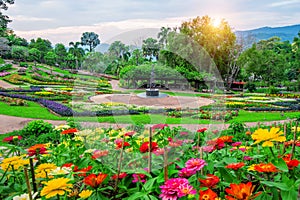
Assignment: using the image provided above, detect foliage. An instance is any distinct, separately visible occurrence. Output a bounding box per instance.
[22,120,53,137]
[244,82,256,92]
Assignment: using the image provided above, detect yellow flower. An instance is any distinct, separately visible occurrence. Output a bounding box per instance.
[40,178,72,199]
[0,156,29,171]
[79,190,93,199]
[291,126,300,132]
[35,163,57,178]
[251,127,286,147]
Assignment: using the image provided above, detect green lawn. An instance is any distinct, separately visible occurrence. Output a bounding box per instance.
[0,101,66,120]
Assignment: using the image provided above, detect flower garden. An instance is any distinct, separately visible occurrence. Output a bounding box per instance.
[1,120,300,200]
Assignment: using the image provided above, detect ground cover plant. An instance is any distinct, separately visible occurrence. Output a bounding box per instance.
[0,120,299,199]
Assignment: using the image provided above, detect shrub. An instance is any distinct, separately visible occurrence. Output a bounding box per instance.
[245,82,256,92]
[22,120,53,137]
[0,64,12,72]
[19,62,29,67]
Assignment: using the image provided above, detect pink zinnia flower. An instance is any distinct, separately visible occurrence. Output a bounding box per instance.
[232,142,242,147]
[202,145,215,153]
[132,174,146,183]
[244,156,253,161]
[178,167,195,177]
[185,158,207,173]
[92,150,109,159]
[153,148,165,156]
[159,178,195,200]
[152,124,168,130]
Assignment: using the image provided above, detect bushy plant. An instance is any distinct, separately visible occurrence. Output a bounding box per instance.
[245,82,256,92]
[22,120,53,137]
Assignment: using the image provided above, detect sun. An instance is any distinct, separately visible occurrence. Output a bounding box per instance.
[212,18,222,27]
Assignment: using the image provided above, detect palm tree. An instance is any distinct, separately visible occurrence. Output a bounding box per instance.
[157,27,171,48]
[68,41,85,69]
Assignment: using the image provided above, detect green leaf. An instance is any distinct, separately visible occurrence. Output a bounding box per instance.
[280,190,298,200]
[217,167,234,183]
[143,177,157,191]
[127,192,148,200]
[255,192,273,200]
[273,158,288,172]
[260,181,289,191]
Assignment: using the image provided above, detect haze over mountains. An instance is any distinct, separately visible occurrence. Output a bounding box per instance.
[96,24,300,53]
[236,24,300,43]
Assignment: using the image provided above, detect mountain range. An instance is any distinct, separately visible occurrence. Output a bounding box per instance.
[236,24,300,43]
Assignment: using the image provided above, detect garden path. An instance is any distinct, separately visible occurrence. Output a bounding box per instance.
[0,114,291,134]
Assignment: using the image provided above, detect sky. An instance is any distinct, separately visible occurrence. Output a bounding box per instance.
[5,0,300,46]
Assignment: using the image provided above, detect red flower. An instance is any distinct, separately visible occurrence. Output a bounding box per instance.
[152,124,168,130]
[111,172,127,180]
[62,163,73,168]
[139,142,159,153]
[199,188,218,200]
[225,182,261,200]
[116,141,130,149]
[124,131,135,137]
[61,128,78,135]
[197,128,207,133]
[74,166,92,177]
[226,162,245,170]
[27,144,47,157]
[83,173,108,188]
[198,174,220,188]
[3,135,22,143]
[282,154,300,170]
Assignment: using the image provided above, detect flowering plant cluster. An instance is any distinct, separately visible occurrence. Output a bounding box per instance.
[0,122,299,199]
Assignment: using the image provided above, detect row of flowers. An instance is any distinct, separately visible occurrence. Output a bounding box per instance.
[1,122,300,199]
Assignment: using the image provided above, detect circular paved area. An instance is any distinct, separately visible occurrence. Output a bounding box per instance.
[90,93,214,109]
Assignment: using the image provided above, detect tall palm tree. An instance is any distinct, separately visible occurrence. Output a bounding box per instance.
[68,41,85,69]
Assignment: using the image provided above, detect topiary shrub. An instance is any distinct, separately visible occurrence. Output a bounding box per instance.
[22,120,53,137]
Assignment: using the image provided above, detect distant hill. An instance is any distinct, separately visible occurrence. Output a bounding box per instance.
[236,24,300,43]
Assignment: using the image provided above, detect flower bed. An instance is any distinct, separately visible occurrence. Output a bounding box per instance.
[0,122,299,199]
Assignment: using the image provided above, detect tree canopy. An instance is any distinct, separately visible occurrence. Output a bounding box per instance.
[81,32,100,52]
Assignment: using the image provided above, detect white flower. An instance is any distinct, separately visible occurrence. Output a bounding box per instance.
[54,124,70,131]
[75,129,93,137]
[49,167,72,175]
[13,192,38,200]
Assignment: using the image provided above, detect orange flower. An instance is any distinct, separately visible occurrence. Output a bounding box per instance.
[218,136,233,143]
[61,128,78,135]
[226,162,245,170]
[27,144,47,156]
[83,173,107,188]
[198,174,220,188]
[74,166,92,177]
[225,182,261,200]
[199,188,218,200]
[253,163,278,173]
[245,131,251,135]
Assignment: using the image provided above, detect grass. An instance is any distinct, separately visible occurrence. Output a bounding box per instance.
[0,101,66,120]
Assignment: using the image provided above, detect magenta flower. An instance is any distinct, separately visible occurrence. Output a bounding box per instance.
[178,167,195,177]
[159,178,195,200]
[232,142,242,147]
[132,174,146,183]
[244,156,253,161]
[152,124,168,130]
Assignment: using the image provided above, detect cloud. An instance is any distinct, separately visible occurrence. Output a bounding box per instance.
[269,0,300,7]
[11,15,53,22]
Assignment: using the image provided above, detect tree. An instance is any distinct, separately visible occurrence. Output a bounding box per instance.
[142,38,160,61]
[108,41,131,75]
[157,26,171,48]
[0,0,14,36]
[81,32,100,52]
[0,37,10,57]
[68,41,85,69]
[44,51,57,66]
[180,15,236,78]
[28,48,41,66]
[29,38,52,62]
[11,45,28,61]
[82,52,106,73]
[54,43,67,67]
